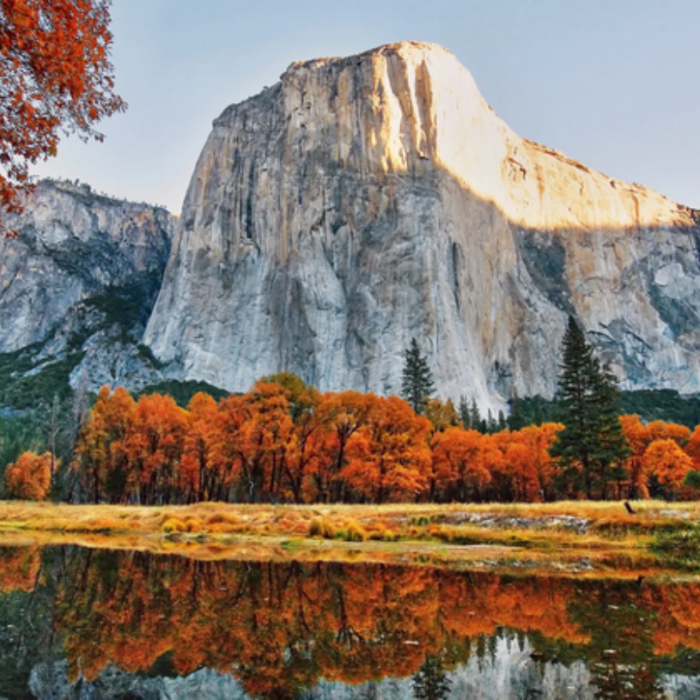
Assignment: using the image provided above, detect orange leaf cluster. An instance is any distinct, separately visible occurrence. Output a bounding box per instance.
[0,546,40,592]
[620,415,699,499]
[4,450,52,500]
[67,378,700,505]
[0,0,125,230]
[70,379,564,505]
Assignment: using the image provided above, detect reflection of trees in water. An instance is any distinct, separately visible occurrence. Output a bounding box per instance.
[4,547,700,698]
[591,655,665,700]
[413,655,451,700]
[48,552,695,697]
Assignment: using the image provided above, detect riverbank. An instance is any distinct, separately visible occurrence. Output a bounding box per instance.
[0,500,697,572]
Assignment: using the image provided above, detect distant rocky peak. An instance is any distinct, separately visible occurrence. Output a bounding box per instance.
[0,179,176,404]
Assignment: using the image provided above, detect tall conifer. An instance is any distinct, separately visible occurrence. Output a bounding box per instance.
[401,338,435,415]
[551,316,629,498]
[458,395,471,429]
[469,399,482,433]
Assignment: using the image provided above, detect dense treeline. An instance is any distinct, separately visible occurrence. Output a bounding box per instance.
[511,389,700,430]
[0,373,685,505]
[68,375,565,505]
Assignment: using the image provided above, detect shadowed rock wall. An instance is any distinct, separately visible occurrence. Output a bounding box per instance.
[0,179,175,393]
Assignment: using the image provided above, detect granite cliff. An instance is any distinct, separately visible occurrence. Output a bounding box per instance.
[0,179,174,402]
[3,42,700,410]
[144,41,700,409]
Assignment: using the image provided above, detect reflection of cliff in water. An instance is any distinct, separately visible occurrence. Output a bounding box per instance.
[28,641,697,700]
[1,546,700,698]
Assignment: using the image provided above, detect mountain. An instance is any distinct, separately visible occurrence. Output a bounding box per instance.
[0,179,174,405]
[143,41,700,410]
[3,42,700,410]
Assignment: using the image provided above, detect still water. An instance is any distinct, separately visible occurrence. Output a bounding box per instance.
[1,545,699,699]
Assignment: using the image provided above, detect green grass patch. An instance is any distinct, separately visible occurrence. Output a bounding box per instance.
[652,524,700,568]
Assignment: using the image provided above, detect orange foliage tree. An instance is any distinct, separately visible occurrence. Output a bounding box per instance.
[0,0,125,227]
[644,439,694,496]
[122,393,188,504]
[304,390,373,502]
[240,382,295,502]
[620,415,652,498]
[4,450,52,499]
[620,416,695,499]
[66,379,700,505]
[179,392,219,502]
[71,386,135,502]
[264,373,327,503]
[518,423,563,500]
[687,424,700,467]
[430,428,491,501]
[341,395,432,503]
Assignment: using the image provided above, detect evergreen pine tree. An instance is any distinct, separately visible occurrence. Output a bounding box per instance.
[507,390,526,430]
[469,399,482,433]
[413,655,451,700]
[401,338,435,414]
[497,409,507,432]
[486,409,497,434]
[458,395,470,429]
[550,316,630,498]
[594,359,630,497]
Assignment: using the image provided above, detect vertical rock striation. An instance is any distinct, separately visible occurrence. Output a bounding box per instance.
[138,41,700,407]
[0,179,175,394]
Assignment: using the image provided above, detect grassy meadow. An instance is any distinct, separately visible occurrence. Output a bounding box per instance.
[0,500,698,574]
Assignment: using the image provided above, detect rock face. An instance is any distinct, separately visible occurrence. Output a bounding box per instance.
[144,40,700,408]
[0,179,174,395]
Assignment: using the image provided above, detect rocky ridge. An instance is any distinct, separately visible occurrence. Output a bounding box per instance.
[143,41,700,410]
[0,179,174,401]
[2,42,700,410]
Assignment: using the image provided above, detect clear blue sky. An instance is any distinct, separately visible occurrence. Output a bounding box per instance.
[33,0,700,212]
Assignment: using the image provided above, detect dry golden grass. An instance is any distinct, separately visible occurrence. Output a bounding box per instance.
[0,499,696,560]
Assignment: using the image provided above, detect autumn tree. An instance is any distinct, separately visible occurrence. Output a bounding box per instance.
[4,450,52,499]
[123,393,188,504]
[234,382,294,502]
[306,390,373,502]
[430,428,491,502]
[71,385,135,503]
[341,395,431,503]
[261,373,326,503]
[520,423,563,501]
[179,392,219,502]
[619,415,652,498]
[401,338,435,414]
[0,0,125,229]
[644,439,693,498]
[686,424,700,467]
[424,397,459,434]
[207,393,250,501]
